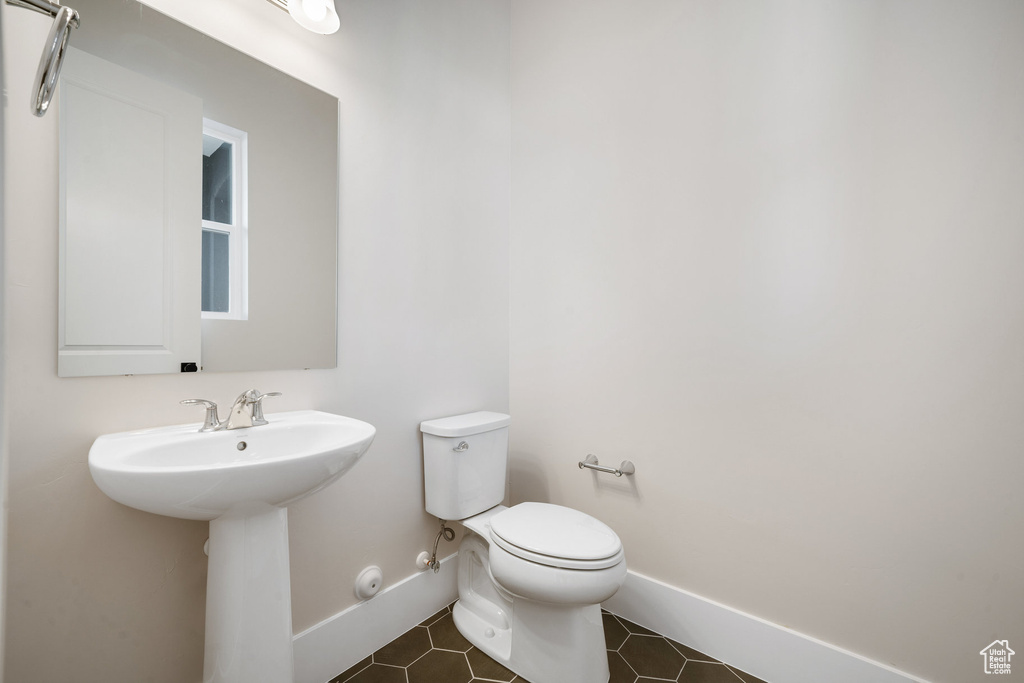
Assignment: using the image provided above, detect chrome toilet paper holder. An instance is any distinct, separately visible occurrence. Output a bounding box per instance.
[578,454,635,477]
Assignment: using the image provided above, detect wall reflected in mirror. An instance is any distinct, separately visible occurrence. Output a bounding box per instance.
[58,0,338,377]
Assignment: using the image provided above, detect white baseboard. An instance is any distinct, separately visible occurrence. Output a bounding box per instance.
[292,553,459,683]
[293,560,930,683]
[603,570,931,683]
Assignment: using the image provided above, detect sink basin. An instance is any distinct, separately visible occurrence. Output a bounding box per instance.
[89,409,375,520]
[89,409,375,683]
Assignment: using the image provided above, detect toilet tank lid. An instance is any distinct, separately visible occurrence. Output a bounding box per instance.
[420,411,511,437]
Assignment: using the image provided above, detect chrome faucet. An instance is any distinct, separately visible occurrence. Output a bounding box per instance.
[181,390,281,432]
[224,389,282,430]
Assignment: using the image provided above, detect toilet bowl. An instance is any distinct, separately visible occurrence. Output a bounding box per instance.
[420,412,626,683]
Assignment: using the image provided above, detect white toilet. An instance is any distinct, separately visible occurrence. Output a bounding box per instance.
[420,411,626,683]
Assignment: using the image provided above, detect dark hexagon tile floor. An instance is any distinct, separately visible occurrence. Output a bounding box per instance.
[329,604,767,683]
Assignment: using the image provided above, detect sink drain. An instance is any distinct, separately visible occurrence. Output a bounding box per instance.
[236,441,247,451]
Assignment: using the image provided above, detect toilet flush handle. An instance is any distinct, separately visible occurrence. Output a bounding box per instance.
[453,441,469,452]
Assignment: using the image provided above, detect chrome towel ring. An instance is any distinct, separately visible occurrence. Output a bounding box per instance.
[6,0,81,117]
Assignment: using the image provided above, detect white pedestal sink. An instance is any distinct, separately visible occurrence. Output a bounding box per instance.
[89,410,375,683]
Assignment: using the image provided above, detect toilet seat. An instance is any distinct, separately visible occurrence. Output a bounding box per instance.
[489,502,623,570]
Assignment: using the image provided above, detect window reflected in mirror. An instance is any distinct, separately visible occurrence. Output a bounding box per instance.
[201,228,230,313]
[203,136,233,223]
[202,119,248,320]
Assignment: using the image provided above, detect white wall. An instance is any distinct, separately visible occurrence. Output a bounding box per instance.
[1,0,509,680]
[509,2,1024,683]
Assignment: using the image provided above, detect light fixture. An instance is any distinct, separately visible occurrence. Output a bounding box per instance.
[266,0,339,35]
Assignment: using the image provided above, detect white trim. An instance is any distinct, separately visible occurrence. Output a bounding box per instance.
[291,560,932,683]
[292,553,459,683]
[602,571,932,683]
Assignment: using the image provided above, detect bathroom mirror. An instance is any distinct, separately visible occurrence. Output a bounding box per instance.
[57,0,338,376]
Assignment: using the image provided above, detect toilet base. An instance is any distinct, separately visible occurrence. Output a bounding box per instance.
[452,531,611,683]
[454,598,609,683]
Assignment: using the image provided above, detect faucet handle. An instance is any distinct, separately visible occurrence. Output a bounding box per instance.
[251,391,282,426]
[180,399,221,432]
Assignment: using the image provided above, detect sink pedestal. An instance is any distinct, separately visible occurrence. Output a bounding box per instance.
[204,503,294,683]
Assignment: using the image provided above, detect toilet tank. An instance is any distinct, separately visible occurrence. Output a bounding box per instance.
[420,411,511,520]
